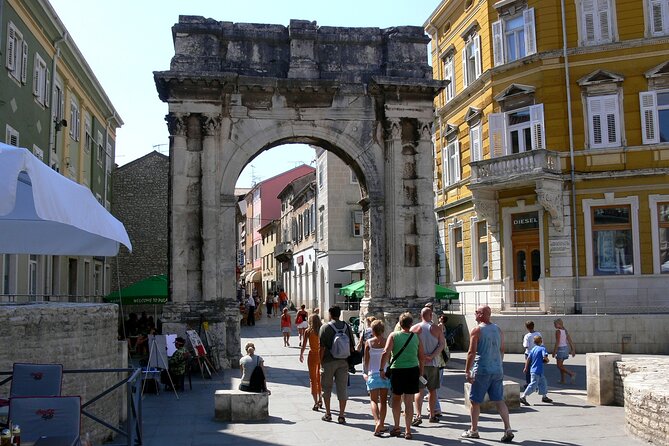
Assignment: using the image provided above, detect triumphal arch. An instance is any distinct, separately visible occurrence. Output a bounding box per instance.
[154,17,442,367]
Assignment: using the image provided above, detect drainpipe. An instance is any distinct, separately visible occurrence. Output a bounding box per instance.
[48,31,68,166]
[102,112,117,297]
[561,0,581,313]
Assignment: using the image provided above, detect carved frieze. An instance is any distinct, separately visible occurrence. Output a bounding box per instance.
[165,113,188,137]
[536,180,564,231]
[472,197,498,232]
[200,114,222,136]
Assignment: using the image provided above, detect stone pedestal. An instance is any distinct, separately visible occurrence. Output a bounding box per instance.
[586,352,621,405]
[215,378,269,421]
[464,380,520,411]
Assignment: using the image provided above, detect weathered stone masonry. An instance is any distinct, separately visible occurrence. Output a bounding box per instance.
[154,17,443,367]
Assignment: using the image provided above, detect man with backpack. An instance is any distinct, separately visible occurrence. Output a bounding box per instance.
[318,305,355,424]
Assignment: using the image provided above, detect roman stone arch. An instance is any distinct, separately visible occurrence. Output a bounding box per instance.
[155,17,442,367]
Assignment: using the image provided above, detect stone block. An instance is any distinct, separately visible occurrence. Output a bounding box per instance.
[214,378,269,421]
[587,352,621,405]
[464,380,519,412]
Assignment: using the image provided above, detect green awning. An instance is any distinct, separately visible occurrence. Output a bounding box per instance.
[435,283,459,300]
[338,279,459,301]
[104,274,168,305]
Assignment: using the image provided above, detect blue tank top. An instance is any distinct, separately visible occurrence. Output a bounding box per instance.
[472,323,503,375]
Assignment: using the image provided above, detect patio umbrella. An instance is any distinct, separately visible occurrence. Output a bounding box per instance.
[104,275,168,305]
[435,283,459,300]
[0,144,132,255]
[339,279,459,300]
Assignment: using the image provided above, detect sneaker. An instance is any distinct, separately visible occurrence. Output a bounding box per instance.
[541,396,553,403]
[461,430,480,439]
[519,396,530,406]
[501,430,515,443]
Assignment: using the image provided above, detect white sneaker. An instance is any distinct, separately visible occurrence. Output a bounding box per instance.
[461,430,480,439]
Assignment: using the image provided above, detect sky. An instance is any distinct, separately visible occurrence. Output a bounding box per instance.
[47,0,438,188]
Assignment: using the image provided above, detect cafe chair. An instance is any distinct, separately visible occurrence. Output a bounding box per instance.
[8,396,81,445]
[0,363,64,426]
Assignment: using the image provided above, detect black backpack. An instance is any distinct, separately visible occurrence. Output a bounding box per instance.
[248,356,267,392]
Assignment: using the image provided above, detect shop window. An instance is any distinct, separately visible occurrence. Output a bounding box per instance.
[591,205,634,275]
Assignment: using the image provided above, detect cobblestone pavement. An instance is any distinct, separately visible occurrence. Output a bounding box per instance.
[140,313,645,446]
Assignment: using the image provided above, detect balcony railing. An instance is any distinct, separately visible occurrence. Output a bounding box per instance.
[470,149,561,187]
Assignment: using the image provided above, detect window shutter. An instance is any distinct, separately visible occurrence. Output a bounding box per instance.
[588,97,603,146]
[488,113,506,157]
[6,26,15,70]
[21,42,28,84]
[470,126,481,162]
[45,68,50,107]
[530,104,545,150]
[524,8,537,56]
[597,0,611,42]
[639,91,659,144]
[492,20,505,67]
[649,0,667,35]
[474,35,482,78]
[582,0,596,42]
[462,47,469,87]
[33,54,40,96]
[603,95,619,145]
[451,140,461,182]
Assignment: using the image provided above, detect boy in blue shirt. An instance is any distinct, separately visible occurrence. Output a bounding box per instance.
[519,335,553,405]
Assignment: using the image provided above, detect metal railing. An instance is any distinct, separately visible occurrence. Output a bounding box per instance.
[441,287,669,316]
[1,367,143,446]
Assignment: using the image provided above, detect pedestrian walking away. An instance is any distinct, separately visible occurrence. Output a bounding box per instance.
[246,293,256,326]
[363,319,391,437]
[522,320,541,388]
[318,305,355,425]
[520,335,553,406]
[280,308,292,347]
[295,304,309,343]
[462,305,514,443]
[552,318,576,384]
[300,313,323,411]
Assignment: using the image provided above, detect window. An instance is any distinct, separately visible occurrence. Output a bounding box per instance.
[29,255,38,296]
[648,0,669,36]
[5,125,19,147]
[489,104,544,157]
[587,95,620,148]
[94,263,102,296]
[591,206,634,275]
[350,168,358,184]
[3,255,12,295]
[69,98,81,141]
[578,0,615,45]
[318,164,324,188]
[53,83,64,124]
[640,90,669,144]
[442,55,455,102]
[492,9,537,66]
[33,145,44,161]
[469,124,482,162]
[5,23,28,84]
[84,114,92,153]
[352,211,363,237]
[96,131,104,166]
[650,195,669,273]
[443,138,460,186]
[462,34,482,88]
[32,53,50,106]
[450,225,464,282]
[472,220,489,280]
[319,211,324,241]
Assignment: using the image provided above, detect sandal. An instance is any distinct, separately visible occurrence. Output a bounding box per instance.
[312,404,319,411]
[373,431,383,437]
[389,427,402,437]
[337,415,346,424]
[321,414,332,422]
[404,432,413,440]
[411,416,422,427]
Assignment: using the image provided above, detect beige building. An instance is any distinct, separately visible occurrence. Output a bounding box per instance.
[259,219,279,308]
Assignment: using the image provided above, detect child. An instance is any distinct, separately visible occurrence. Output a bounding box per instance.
[522,321,541,388]
[519,335,553,406]
[552,318,576,384]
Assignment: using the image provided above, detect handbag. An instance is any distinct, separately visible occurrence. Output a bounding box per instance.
[348,349,363,366]
[437,345,450,369]
[385,332,415,379]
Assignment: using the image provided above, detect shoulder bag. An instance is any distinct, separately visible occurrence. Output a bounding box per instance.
[385,332,414,379]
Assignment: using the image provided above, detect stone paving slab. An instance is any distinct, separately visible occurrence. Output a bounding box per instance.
[140,314,646,445]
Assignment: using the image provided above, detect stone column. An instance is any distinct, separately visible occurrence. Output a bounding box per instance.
[415,119,437,299]
[166,113,189,301]
[383,118,404,310]
[201,114,222,301]
[360,194,385,317]
[587,352,621,405]
[220,193,242,368]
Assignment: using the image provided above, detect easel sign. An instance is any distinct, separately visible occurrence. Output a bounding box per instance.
[186,329,206,357]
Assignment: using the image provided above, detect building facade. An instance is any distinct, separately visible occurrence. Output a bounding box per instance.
[1,0,122,302]
[258,218,279,307]
[425,0,669,313]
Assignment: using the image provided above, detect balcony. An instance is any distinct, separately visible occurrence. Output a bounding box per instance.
[469,149,561,190]
[274,242,293,263]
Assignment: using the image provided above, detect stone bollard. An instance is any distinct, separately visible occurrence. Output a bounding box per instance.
[586,352,621,405]
[464,380,520,411]
[214,378,269,421]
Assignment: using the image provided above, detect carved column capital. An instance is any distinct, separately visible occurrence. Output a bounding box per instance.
[536,179,564,232]
[419,120,433,141]
[472,195,499,232]
[387,118,401,140]
[165,113,188,137]
[200,114,222,137]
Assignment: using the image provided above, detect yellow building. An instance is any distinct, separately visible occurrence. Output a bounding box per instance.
[425,0,669,313]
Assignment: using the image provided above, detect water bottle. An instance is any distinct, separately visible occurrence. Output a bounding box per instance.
[10,425,19,446]
[0,429,11,446]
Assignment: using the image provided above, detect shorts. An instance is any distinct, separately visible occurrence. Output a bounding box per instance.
[366,372,391,391]
[419,366,441,390]
[556,346,570,360]
[468,372,504,404]
[390,366,420,395]
[321,359,349,401]
[281,327,291,333]
[297,321,308,329]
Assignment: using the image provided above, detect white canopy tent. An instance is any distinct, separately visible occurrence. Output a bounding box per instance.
[0,144,132,255]
[337,261,365,272]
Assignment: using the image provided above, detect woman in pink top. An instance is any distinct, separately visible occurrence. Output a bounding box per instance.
[551,318,576,384]
[281,308,292,347]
